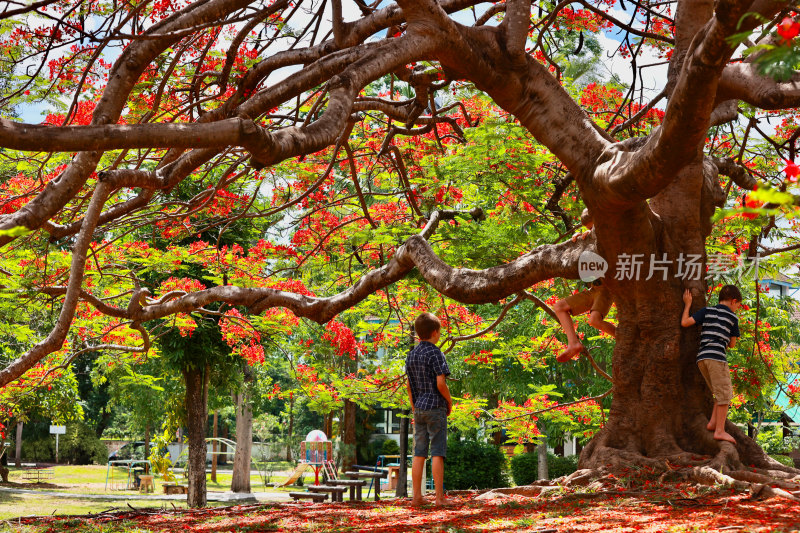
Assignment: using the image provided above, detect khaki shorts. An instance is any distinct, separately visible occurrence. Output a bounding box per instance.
[413,407,447,458]
[697,360,733,405]
[564,286,613,317]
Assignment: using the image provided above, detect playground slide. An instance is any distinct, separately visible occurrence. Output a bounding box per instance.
[278,462,310,486]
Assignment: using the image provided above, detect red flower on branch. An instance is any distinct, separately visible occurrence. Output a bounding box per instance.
[777,17,800,43]
[784,159,799,182]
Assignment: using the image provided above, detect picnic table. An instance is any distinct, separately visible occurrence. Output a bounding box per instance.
[21,465,55,483]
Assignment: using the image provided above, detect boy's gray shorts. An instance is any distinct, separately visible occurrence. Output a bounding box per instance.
[413,407,448,458]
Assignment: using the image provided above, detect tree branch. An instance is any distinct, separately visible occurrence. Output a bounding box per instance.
[597,1,784,205]
[716,64,800,110]
[711,156,758,190]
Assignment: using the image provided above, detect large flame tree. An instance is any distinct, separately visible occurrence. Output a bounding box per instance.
[1,0,800,507]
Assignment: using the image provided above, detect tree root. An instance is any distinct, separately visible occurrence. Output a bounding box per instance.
[478,450,800,505]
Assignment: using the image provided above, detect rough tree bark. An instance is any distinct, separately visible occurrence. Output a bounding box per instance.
[286,395,294,463]
[396,410,410,498]
[15,422,22,468]
[231,390,253,493]
[537,424,548,480]
[211,411,218,484]
[144,423,150,471]
[183,365,209,508]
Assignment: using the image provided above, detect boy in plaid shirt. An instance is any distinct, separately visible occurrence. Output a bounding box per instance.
[406,312,452,507]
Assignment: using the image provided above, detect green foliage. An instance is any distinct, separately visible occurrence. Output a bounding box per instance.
[58,422,109,464]
[510,452,579,485]
[21,422,106,464]
[382,438,400,456]
[21,437,55,463]
[756,427,799,455]
[149,429,177,483]
[443,439,507,490]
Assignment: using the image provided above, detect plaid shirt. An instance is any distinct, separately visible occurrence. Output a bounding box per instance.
[406,341,450,411]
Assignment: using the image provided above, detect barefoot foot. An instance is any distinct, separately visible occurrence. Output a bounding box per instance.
[410,498,425,507]
[706,422,716,431]
[557,343,583,363]
[714,431,736,444]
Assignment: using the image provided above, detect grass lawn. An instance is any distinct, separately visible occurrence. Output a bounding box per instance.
[1,465,290,495]
[0,490,221,521]
[0,462,403,524]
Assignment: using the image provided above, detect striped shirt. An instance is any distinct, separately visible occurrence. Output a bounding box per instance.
[691,304,740,363]
[406,341,450,411]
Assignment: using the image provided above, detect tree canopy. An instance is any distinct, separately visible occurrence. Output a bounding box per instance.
[1,0,800,492]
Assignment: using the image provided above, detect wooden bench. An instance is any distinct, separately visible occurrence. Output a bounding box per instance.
[289,491,327,502]
[344,470,388,502]
[162,483,188,495]
[307,484,349,502]
[327,479,367,501]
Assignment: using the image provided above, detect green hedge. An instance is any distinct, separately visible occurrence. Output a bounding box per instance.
[444,439,507,490]
[510,452,579,485]
[21,422,107,465]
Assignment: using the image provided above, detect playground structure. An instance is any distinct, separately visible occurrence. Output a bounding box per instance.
[279,430,337,486]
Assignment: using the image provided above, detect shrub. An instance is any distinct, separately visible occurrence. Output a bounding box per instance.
[21,422,107,464]
[510,452,579,485]
[59,423,108,464]
[382,439,400,456]
[360,437,389,465]
[444,439,507,490]
[21,438,55,463]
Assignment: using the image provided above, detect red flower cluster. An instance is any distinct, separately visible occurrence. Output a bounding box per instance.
[220,309,265,366]
[322,321,361,359]
[741,194,763,220]
[777,17,800,43]
[464,349,493,365]
[784,160,799,182]
[788,379,799,397]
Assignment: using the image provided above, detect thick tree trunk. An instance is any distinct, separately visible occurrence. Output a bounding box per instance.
[183,365,209,508]
[231,391,252,493]
[488,393,503,445]
[323,413,333,439]
[395,410,409,498]
[342,400,357,470]
[0,448,8,482]
[537,424,548,480]
[219,425,227,465]
[578,158,775,473]
[211,410,218,483]
[286,395,294,462]
[144,423,150,472]
[15,421,22,467]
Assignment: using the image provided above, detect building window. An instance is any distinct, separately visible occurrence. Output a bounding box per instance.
[389,410,401,434]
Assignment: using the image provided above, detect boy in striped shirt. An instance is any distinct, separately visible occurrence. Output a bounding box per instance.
[681,285,742,444]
